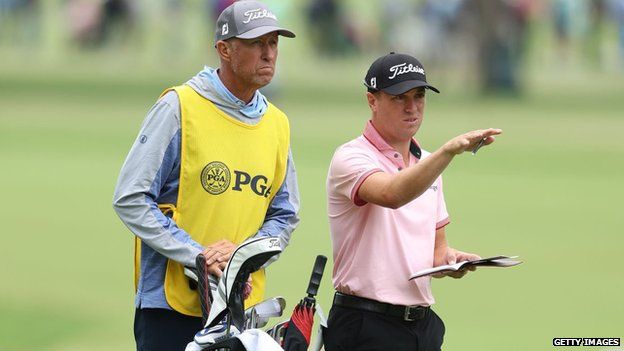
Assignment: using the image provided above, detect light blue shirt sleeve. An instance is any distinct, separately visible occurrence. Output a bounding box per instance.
[113,91,203,267]
[255,148,300,249]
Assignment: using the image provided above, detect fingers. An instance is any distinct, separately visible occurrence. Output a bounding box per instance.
[217,251,232,264]
[432,269,468,279]
[470,128,501,144]
[432,272,446,279]
[242,280,253,299]
[479,128,503,138]
[206,262,223,277]
[213,240,236,257]
[470,128,501,141]
[468,253,482,261]
[455,251,481,262]
[448,269,469,279]
[435,248,480,279]
[446,248,458,265]
[444,128,501,155]
[202,239,237,265]
[201,247,223,266]
[202,239,238,279]
[472,129,502,152]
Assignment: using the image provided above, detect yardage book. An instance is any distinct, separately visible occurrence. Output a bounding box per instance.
[409,256,522,280]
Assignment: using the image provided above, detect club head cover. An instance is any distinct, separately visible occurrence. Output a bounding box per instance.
[203,237,282,332]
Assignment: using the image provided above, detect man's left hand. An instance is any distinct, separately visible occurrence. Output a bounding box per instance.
[433,248,481,279]
[202,239,237,276]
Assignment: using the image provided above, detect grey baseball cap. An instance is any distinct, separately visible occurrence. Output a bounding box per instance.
[214,1,296,44]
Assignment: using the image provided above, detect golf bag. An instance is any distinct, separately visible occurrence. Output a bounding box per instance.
[184,237,327,351]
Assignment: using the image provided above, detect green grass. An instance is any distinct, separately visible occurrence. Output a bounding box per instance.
[1,51,624,350]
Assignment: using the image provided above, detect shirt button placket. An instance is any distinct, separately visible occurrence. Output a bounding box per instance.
[393,153,403,171]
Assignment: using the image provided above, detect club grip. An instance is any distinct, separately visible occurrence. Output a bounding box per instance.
[306,255,327,297]
[195,253,211,325]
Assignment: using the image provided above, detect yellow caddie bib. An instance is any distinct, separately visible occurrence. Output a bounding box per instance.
[135,84,290,317]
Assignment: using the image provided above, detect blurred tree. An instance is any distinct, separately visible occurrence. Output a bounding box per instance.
[551,0,591,63]
[0,0,41,49]
[65,0,136,48]
[551,0,573,59]
[417,0,464,72]
[465,0,532,95]
[100,0,135,45]
[378,0,421,54]
[608,0,624,66]
[65,0,101,47]
[305,0,356,56]
[582,0,608,68]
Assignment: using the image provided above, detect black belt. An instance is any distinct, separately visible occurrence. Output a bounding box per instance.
[333,292,430,322]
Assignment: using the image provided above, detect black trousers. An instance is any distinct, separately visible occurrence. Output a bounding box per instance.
[323,305,445,351]
[134,308,203,351]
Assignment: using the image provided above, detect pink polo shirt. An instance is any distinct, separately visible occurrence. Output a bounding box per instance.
[326,121,450,306]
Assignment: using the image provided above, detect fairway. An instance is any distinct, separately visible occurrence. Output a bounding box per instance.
[1,51,624,350]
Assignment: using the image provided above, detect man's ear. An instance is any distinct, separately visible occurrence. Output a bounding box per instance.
[366,92,378,113]
[216,40,232,62]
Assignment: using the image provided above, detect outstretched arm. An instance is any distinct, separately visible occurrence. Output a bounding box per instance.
[358,128,502,209]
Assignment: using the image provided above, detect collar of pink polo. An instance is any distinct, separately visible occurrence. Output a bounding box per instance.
[362,120,422,169]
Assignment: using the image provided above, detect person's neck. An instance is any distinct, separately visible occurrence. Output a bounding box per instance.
[372,122,411,163]
[217,68,257,104]
[389,140,411,165]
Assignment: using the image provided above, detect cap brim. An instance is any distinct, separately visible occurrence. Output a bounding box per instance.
[382,80,440,95]
[236,26,296,39]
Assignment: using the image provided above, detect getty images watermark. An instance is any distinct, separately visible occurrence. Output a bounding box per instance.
[553,338,621,347]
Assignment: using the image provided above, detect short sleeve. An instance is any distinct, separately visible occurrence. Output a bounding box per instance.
[327,142,382,206]
[436,176,450,229]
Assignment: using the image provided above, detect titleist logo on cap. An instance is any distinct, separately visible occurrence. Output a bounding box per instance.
[388,63,425,80]
[243,8,277,23]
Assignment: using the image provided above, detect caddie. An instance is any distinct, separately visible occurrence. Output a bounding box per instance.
[112,2,299,350]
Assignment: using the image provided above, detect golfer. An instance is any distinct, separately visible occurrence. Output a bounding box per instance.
[112,1,299,350]
[324,52,502,350]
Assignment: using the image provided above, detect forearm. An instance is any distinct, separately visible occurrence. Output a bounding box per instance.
[433,227,450,267]
[386,147,455,207]
[362,128,502,208]
[112,91,203,267]
[114,192,203,267]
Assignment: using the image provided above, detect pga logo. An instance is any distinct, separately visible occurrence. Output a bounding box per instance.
[200,161,272,197]
[232,170,272,197]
